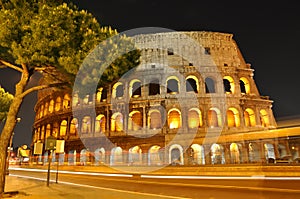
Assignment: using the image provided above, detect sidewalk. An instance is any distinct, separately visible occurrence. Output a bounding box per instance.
[3,175,113,199]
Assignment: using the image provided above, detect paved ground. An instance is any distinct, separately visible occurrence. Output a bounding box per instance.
[3,175,105,199]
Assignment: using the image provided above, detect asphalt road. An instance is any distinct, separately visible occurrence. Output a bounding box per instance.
[9,168,300,199]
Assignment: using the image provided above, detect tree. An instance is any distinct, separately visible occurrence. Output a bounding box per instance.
[0,0,140,194]
[0,87,13,122]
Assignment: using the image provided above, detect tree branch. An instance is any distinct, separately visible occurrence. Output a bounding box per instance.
[19,82,69,98]
[0,60,23,73]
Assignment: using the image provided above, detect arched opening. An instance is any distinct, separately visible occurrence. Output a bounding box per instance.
[94,148,105,165]
[260,109,270,127]
[129,80,142,98]
[44,102,48,116]
[49,99,54,113]
[80,149,89,165]
[205,77,215,93]
[39,105,44,118]
[149,78,160,95]
[264,143,276,163]
[211,144,225,164]
[70,118,78,136]
[188,108,203,128]
[63,94,71,109]
[230,143,241,164]
[55,97,62,111]
[68,150,76,165]
[227,108,240,127]
[112,82,124,98]
[148,110,162,129]
[111,112,123,132]
[186,76,198,93]
[72,94,79,107]
[148,145,162,165]
[168,109,181,129]
[81,116,91,134]
[244,108,256,127]
[46,124,51,138]
[208,108,222,127]
[240,77,250,94]
[110,147,123,165]
[278,144,288,158]
[95,114,106,133]
[223,76,235,94]
[169,144,184,165]
[167,77,179,94]
[59,120,67,137]
[191,144,205,165]
[248,143,261,163]
[128,146,142,165]
[128,111,142,131]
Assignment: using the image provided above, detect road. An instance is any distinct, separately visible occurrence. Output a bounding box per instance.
[9,168,300,199]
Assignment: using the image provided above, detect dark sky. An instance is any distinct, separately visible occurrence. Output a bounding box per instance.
[1,0,300,148]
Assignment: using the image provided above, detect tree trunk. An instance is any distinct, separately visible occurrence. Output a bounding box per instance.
[0,69,29,195]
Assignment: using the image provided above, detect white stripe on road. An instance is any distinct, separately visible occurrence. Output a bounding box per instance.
[10,167,300,180]
[10,174,191,199]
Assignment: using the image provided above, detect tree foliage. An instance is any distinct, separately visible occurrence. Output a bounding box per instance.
[0,87,13,122]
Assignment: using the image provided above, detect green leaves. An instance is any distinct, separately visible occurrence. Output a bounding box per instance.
[0,86,13,122]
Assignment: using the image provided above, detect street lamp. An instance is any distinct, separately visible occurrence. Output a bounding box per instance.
[6,117,21,175]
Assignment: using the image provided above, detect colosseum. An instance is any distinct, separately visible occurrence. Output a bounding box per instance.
[31,31,299,167]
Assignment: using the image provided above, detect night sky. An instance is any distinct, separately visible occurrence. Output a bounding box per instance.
[1,0,300,148]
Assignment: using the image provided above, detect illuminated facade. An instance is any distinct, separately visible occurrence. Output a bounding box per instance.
[31,31,299,166]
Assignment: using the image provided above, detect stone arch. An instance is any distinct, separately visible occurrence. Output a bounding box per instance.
[148,145,162,165]
[81,116,91,134]
[95,114,106,133]
[264,143,276,163]
[260,109,270,127]
[112,82,124,98]
[248,142,261,163]
[191,144,205,165]
[211,144,225,164]
[44,102,48,116]
[94,147,105,165]
[55,96,62,112]
[70,118,78,136]
[63,94,71,109]
[166,76,180,94]
[188,108,203,128]
[244,108,256,127]
[227,107,240,127]
[186,75,199,93]
[110,147,123,165]
[59,120,67,137]
[80,149,89,165]
[129,79,142,98]
[169,144,184,165]
[111,112,124,132]
[168,108,181,129]
[208,108,222,127]
[68,150,77,165]
[49,99,54,113]
[240,77,250,94]
[128,111,142,131]
[223,76,235,94]
[128,146,142,165]
[148,109,162,129]
[39,104,44,118]
[230,143,241,164]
